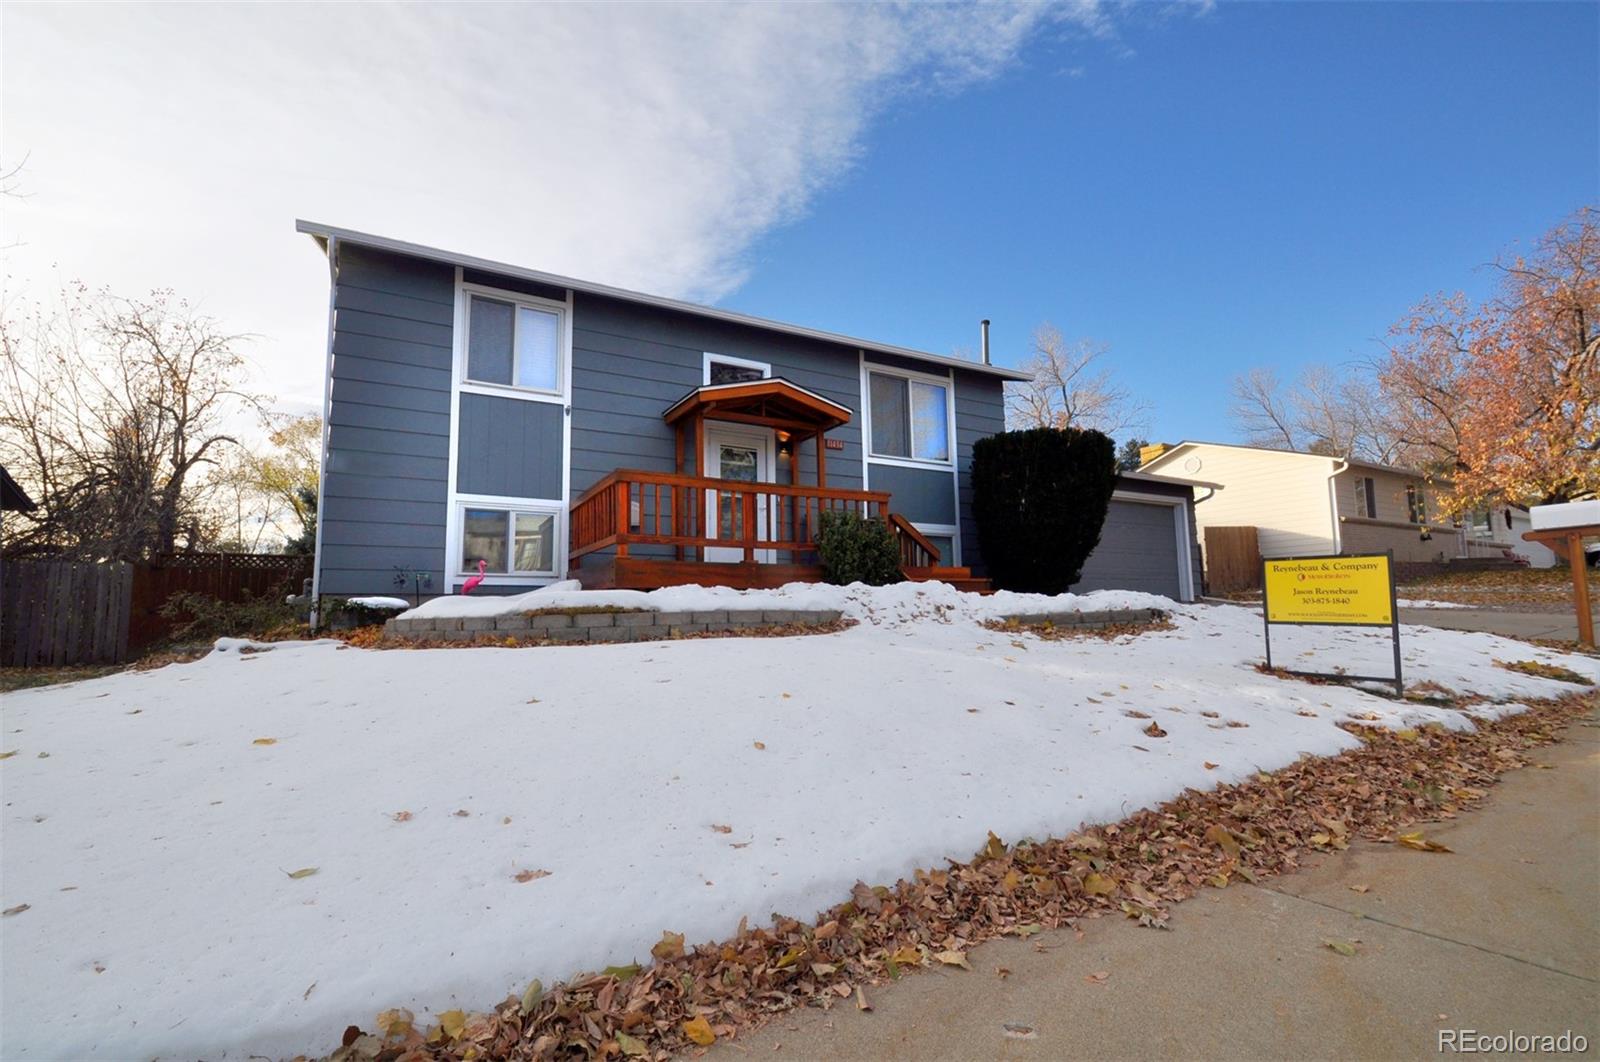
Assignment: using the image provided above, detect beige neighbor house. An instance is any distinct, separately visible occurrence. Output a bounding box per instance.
[1138,441,1521,570]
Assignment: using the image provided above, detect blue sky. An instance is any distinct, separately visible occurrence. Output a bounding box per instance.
[728,2,1600,445]
[6,2,1596,437]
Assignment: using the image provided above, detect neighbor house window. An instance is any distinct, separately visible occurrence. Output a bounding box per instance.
[705,354,770,385]
[1353,476,1376,518]
[466,294,562,394]
[868,371,949,462]
[460,507,557,576]
[1405,485,1426,525]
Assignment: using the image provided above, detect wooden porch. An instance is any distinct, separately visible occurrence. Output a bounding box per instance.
[567,376,989,591]
[568,469,988,591]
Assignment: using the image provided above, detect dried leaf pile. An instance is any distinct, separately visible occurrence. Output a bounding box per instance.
[980,616,1176,642]
[337,620,854,653]
[319,692,1595,1062]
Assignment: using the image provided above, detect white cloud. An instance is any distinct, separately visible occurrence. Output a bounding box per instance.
[2,2,1101,407]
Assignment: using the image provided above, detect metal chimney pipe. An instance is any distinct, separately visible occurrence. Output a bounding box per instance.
[980,319,991,365]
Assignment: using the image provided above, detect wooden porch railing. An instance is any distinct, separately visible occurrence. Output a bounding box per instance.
[887,512,940,571]
[569,470,892,564]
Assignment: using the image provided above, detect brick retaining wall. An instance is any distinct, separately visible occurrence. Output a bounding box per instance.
[997,607,1166,629]
[384,608,846,645]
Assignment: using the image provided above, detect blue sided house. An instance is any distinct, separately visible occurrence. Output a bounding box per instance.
[296,221,1034,602]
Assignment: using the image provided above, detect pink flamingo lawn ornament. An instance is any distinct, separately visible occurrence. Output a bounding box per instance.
[461,558,487,595]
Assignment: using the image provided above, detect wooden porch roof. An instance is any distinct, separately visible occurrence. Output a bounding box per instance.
[662,378,853,434]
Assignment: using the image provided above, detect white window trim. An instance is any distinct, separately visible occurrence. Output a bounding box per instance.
[1111,489,1197,603]
[860,363,956,469]
[449,494,566,585]
[459,281,570,403]
[446,271,575,589]
[702,351,771,384]
[859,354,963,566]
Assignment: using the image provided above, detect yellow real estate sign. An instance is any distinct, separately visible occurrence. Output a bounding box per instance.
[1263,554,1395,626]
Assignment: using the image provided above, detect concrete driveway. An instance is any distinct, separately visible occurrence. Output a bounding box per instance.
[719,715,1600,1061]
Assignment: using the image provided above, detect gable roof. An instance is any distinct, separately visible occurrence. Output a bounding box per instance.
[1143,440,1436,481]
[296,220,1031,383]
[0,465,37,512]
[662,377,853,433]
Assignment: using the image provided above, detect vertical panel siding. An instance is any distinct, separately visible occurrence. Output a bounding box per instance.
[319,244,454,597]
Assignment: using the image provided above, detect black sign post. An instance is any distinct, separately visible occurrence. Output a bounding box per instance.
[1261,549,1403,696]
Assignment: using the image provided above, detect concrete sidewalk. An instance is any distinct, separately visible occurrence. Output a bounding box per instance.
[724,716,1599,1061]
[1399,607,1588,643]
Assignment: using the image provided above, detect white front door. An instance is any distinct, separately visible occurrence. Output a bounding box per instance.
[703,424,774,563]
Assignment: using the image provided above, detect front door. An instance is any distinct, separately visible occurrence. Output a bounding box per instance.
[703,424,773,563]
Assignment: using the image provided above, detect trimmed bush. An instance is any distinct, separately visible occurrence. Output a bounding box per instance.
[816,510,904,586]
[970,426,1117,594]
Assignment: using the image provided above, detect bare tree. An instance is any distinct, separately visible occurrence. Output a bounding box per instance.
[0,283,260,559]
[1228,367,1299,450]
[1006,324,1149,436]
[1229,363,1405,463]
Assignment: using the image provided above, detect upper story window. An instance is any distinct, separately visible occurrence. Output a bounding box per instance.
[705,353,770,385]
[466,293,562,395]
[1353,476,1376,518]
[868,370,949,463]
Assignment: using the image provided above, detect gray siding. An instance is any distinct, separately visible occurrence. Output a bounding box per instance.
[569,293,865,495]
[867,463,956,525]
[320,244,454,597]
[456,393,563,499]
[1072,499,1183,599]
[953,370,1005,576]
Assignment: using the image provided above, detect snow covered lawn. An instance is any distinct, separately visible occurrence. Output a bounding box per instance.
[2,583,1595,1060]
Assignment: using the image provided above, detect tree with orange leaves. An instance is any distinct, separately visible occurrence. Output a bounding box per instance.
[1380,207,1598,515]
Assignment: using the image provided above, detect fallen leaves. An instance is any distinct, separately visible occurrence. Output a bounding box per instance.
[1082,872,1117,896]
[1396,830,1453,853]
[1321,938,1359,957]
[3,904,30,916]
[682,1015,715,1046]
[437,1009,467,1040]
[392,811,413,823]
[285,867,319,880]
[251,737,277,746]
[1142,721,1168,738]
[1203,761,1220,770]
[319,691,1596,1062]
[513,869,551,883]
[710,824,732,834]
[752,741,766,751]
[651,931,685,961]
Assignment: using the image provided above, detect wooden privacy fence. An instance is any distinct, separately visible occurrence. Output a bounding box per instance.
[128,553,312,651]
[1204,525,1262,594]
[2,559,133,665]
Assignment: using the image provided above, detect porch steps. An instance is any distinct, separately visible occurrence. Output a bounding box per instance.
[903,565,993,594]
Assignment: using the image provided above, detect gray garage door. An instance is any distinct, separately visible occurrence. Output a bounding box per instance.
[1070,499,1183,600]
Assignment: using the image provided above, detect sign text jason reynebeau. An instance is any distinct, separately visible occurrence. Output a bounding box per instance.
[1264,555,1394,626]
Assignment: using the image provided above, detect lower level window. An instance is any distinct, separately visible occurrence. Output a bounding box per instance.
[461,507,556,575]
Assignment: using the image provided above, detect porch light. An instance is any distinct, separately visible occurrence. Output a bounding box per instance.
[776,433,793,458]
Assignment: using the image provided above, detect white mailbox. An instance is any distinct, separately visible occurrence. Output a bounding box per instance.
[1529,500,1600,530]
